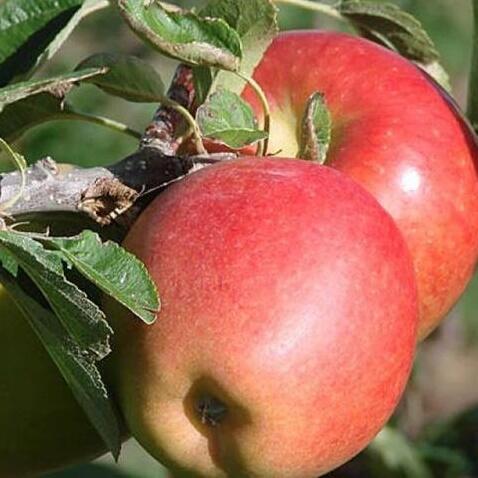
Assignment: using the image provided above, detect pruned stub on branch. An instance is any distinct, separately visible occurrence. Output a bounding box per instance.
[79,177,139,226]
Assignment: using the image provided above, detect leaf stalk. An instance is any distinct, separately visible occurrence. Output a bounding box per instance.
[161,98,207,155]
[236,72,271,156]
[274,0,343,20]
[59,110,142,139]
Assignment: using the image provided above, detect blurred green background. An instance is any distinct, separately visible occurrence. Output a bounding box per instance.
[11,0,477,477]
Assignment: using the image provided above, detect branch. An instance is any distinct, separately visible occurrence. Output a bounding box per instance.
[140,64,196,155]
[0,151,235,227]
[0,64,226,227]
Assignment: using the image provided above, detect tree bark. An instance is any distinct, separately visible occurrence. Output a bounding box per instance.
[0,150,234,226]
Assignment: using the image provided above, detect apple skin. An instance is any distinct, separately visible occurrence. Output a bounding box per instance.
[235,31,478,339]
[0,284,107,477]
[108,157,418,478]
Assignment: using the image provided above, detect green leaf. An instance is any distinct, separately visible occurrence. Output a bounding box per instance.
[0,231,112,361]
[192,65,215,108]
[298,92,332,164]
[0,268,122,459]
[196,89,267,148]
[0,247,18,277]
[77,53,165,103]
[0,0,82,86]
[198,0,278,97]
[369,427,433,478]
[0,68,106,110]
[0,68,106,142]
[33,0,110,76]
[118,0,242,71]
[46,230,159,325]
[337,0,450,88]
[0,93,73,143]
[338,0,439,63]
[0,228,161,458]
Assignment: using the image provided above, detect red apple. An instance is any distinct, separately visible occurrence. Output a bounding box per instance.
[237,31,478,339]
[108,157,418,478]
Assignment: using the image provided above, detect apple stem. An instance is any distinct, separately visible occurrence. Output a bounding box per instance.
[236,72,271,156]
[467,0,478,130]
[274,0,343,20]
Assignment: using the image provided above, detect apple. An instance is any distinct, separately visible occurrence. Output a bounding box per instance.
[0,284,107,477]
[234,31,478,339]
[107,157,418,478]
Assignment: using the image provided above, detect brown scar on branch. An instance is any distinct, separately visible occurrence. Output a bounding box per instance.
[79,177,139,226]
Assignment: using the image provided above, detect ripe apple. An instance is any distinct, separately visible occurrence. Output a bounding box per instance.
[235,31,478,339]
[107,157,418,478]
[0,284,107,477]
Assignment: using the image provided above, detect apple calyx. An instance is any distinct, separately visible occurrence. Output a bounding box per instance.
[195,395,228,427]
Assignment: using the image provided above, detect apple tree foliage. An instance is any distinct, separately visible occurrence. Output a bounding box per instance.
[0,0,477,475]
